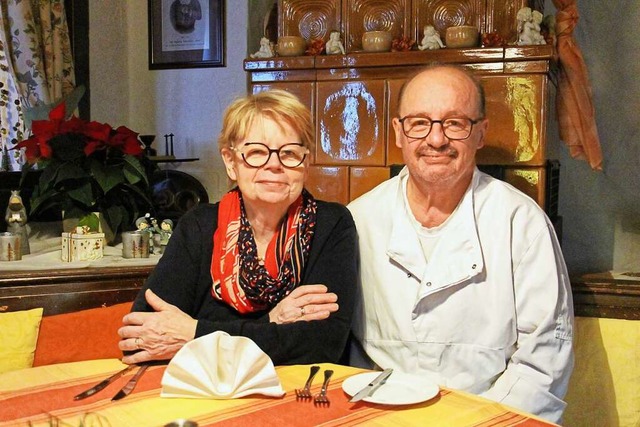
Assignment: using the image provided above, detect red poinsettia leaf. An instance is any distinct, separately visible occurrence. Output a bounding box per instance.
[13,137,41,163]
[39,139,53,159]
[31,118,59,139]
[84,140,103,156]
[83,121,112,142]
[61,116,85,134]
[49,103,66,121]
[110,126,143,155]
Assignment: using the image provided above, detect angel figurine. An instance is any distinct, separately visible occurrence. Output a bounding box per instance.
[517,7,546,45]
[250,37,274,58]
[325,31,345,55]
[418,25,444,50]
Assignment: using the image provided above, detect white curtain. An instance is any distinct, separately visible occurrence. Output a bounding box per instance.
[0,0,75,171]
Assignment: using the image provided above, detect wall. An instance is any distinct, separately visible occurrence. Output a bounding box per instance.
[545,1,640,275]
[88,1,640,277]
[89,0,249,202]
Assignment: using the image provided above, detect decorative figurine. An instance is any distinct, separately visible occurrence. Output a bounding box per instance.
[325,30,345,55]
[160,219,173,247]
[250,37,274,58]
[418,25,444,50]
[516,7,546,46]
[4,190,30,255]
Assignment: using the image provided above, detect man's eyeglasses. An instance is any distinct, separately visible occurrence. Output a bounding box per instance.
[398,116,483,141]
[231,142,309,168]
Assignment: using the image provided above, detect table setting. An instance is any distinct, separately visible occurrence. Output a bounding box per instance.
[0,332,557,426]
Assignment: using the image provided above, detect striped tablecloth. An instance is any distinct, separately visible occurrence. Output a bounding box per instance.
[0,359,556,427]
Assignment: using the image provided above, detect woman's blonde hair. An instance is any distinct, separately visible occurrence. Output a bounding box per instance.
[218,89,314,151]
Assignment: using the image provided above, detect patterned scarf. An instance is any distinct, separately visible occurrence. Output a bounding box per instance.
[210,188,317,313]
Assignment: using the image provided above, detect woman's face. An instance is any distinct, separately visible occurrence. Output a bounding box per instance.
[221,114,308,213]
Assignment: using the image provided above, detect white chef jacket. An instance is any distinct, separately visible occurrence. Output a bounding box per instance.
[347,167,574,423]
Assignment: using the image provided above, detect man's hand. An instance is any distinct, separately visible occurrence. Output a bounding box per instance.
[118,289,197,364]
[268,284,338,324]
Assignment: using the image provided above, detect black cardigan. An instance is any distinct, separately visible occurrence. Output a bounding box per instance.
[132,200,358,365]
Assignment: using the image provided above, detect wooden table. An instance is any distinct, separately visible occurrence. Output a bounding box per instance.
[0,360,556,427]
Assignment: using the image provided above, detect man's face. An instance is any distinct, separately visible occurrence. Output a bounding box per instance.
[393,67,487,190]
[175,5,196,29]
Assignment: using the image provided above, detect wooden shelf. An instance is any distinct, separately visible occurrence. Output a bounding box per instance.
[0,265,154,315]
[571,272,640,320]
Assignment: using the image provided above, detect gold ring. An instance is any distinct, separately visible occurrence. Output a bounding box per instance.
[300,307,305,316]
[135,337,142,350]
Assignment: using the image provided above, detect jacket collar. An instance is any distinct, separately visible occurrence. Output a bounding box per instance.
[386,167,484,286]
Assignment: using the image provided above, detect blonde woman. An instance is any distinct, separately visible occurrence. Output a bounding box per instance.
[119,90,357,365]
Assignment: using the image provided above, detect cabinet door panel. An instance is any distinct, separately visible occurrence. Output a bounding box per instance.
[412,0,484,43]
[386,78,406,166]
[350,166,390,201]
[479,74,546,166]
[316,79,386,166]
[306,165,349,204]
[343,0,410,52]
[279,0,342,41]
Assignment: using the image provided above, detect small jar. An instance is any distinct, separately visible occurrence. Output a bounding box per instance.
[276,36,306,56]
[445,25,479,48]
[362,31,393,52]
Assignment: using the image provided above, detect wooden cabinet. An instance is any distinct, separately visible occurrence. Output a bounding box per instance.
[278,0,544,52]
[244,45,556,207]
[0,266,152,315]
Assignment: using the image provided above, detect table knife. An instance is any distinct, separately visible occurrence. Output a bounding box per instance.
[349,368,393,402]
[73,365,135,400]
[111,365,149,401]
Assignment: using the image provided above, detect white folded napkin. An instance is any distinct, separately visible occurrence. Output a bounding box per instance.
[161,331,285,399]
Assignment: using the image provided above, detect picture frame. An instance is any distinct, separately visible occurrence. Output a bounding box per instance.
[148,0,225,69]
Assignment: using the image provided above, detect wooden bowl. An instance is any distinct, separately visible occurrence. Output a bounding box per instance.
[445,26,479,48]
[277,36,306,56]
[362,31,393,52]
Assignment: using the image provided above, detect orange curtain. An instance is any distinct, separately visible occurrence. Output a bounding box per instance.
[552,0,603,170]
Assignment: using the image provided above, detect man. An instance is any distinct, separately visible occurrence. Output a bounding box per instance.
[348,64,574,423]
[170,0,202,34]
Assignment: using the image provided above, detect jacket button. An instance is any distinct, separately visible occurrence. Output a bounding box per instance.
[471,264,477,269]
[425,282,432,287]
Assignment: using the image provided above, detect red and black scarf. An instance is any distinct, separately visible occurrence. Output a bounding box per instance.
[210,188,317,313]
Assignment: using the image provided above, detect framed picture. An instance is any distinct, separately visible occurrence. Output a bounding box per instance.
[148,0,225,69]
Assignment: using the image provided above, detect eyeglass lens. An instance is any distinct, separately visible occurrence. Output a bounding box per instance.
[238,142,308,168]
[401,117,474,140]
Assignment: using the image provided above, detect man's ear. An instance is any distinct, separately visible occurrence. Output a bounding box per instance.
[220,148,237,181]
[475,118,488,149]
[392,117,404,149]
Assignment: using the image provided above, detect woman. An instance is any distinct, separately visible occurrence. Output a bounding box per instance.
[118,90,357,366]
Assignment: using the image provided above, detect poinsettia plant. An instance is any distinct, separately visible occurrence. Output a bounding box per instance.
[15,103,156,235]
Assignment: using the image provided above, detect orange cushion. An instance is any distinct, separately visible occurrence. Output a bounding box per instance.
[33,302,132,366]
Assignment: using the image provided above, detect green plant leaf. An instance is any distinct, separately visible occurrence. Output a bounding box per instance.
[56,163,89,183]
[123,155,147,185]
[30,187,62,214]
[91,160,124,194]
[77,213,100,232]
[67,181,94,206]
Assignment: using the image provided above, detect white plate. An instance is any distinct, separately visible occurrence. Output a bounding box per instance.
[342,372,439,405]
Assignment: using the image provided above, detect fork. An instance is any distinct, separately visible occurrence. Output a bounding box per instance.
[314,369,334,406]
[295,365,320,400]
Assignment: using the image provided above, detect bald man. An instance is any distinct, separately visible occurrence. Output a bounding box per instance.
[348,64,574,423]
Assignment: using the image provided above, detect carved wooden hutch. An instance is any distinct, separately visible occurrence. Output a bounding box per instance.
[245,1,555,209]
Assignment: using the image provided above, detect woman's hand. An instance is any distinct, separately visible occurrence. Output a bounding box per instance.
[118,289,197,364]
[269,284,338,324]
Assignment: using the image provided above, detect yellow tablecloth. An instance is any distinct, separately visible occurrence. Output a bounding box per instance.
[0,359,555,427]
